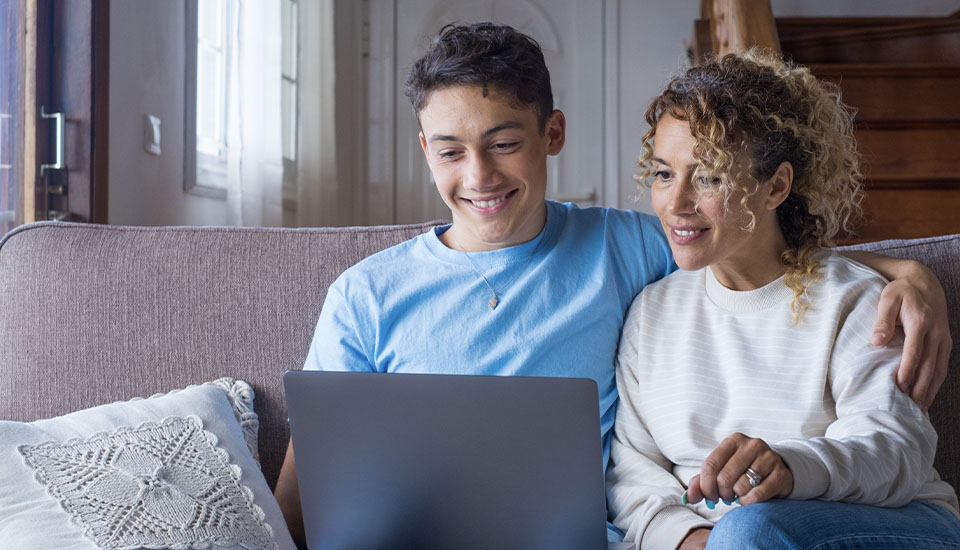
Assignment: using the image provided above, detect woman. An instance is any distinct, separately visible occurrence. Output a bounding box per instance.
[606,50,960,550]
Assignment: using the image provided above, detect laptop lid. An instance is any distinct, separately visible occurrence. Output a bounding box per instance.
[283,371,608,550]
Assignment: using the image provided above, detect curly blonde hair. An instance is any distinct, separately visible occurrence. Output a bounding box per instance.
[636,49,864,321]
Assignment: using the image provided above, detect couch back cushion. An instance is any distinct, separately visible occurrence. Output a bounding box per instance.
[0,221,439,489]
[1,223,957,493]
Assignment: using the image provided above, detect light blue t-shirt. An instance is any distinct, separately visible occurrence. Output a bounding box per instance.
[304,201,674,468]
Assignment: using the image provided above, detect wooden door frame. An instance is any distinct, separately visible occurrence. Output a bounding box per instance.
[23,0,39,223]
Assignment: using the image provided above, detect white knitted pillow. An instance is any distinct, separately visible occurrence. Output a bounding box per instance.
[0,379,295,550]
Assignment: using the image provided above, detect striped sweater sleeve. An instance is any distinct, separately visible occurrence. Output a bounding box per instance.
[606,297,713,550]
[770,275,937,505]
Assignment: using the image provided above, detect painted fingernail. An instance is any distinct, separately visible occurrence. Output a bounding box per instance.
[681,491,689,505]
[722,498,733,505]
[735,496,740,505]
[705,499,716,510]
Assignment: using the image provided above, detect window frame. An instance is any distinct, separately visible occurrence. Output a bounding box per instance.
[184,0,230,199]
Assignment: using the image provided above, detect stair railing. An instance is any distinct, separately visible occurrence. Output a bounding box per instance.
[700,0,781,56]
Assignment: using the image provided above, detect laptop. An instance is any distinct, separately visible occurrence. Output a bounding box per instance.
[283,370,610,550]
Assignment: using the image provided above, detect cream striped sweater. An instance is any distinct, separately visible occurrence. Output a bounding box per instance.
[606,252,959,550]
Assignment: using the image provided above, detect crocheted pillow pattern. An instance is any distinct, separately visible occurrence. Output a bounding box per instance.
[0,379,296,550]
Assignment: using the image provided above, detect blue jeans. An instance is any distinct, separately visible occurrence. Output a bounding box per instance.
[705,500,960,550]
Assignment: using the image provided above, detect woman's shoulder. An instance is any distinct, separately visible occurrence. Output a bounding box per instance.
[631,268,703,307]
[815,251,889,302]
[821,251,888,285]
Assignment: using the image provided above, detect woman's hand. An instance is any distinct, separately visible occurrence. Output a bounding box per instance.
[678,528,711,550]
[685,432,792,506]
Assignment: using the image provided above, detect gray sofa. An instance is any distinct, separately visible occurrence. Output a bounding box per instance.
[1,221,957,499]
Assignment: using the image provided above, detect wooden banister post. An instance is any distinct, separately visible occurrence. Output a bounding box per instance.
[708,0,781,55]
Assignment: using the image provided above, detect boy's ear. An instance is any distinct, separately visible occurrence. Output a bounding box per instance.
[419,131,430,160]
[546,110,566,155]
[765,161,793,210]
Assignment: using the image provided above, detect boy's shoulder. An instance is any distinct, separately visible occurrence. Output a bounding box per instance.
[550,202,666,253]
[552,201,660,227]
[333,227,438,287]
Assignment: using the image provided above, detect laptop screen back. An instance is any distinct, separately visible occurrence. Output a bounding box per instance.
[283,371,608,550]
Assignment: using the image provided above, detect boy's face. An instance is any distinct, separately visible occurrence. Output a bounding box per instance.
[418,85,564,252]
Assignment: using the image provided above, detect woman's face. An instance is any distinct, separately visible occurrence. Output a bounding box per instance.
[650,115,787,290]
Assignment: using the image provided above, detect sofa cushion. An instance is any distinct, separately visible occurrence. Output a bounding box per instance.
[0,222,955,496]
[0,379,296,550]
[0,221,441,489]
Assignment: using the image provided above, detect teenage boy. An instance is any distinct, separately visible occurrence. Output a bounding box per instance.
[275,22,951,544]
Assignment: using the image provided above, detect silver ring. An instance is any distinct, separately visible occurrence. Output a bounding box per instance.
[745,467,763,487]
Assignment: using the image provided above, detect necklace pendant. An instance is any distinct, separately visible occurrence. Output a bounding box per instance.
[488,295,499,310]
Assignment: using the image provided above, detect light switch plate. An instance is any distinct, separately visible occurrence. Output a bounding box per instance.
[144,114,161,156]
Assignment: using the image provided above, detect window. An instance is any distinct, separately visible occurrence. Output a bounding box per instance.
[196,0,230,184]
[185,0,297,202]
[280,0,299,215]
[281,0,298,163]
[0,113,14,232]
[184,0,233,198]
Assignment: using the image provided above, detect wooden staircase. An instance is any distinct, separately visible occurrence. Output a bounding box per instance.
[694,1,960,242]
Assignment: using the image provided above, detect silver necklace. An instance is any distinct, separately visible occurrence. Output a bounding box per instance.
[452,234,543,310]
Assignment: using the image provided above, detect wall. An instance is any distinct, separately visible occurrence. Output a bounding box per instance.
[614,0,699,214]
[108,1,228,226]
[105,0,958,226]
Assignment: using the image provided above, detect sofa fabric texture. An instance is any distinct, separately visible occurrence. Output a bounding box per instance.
[0,222,957,496]
[0,221,437,489]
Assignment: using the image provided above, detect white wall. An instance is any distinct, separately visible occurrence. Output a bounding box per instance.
[105,0,958,226]
[614,0,699,214]
[108,1,228,226]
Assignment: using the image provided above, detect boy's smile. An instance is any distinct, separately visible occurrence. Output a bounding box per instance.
[418,85,565,252]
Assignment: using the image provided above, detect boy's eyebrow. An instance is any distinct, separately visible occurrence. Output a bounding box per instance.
[427,133,462,144]
[426,121,524,144]
[481,121,523,138]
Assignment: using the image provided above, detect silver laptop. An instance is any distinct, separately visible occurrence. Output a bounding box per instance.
[284,370,609,550]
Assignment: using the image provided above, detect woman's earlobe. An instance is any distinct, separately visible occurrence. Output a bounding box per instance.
[768,161,794,209]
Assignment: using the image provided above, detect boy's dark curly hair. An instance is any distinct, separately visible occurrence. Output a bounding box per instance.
[405,22,554,132]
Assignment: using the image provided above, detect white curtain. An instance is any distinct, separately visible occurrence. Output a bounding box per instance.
[224,0,284,226]
[295,0,339,227]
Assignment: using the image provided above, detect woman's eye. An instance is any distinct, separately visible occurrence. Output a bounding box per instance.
[653,169,671,181]
[696,175,722,186]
